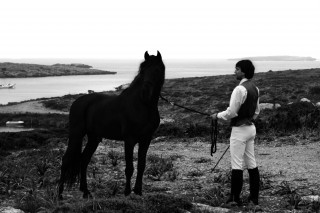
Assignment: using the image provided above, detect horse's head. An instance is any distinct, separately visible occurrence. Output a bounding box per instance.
[137,51,165,105]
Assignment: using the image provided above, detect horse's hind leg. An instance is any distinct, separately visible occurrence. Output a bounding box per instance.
[124,140,135,196]
[133,139,151,195]
[80,134,100,198]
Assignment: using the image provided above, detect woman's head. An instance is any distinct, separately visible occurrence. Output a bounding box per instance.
[235,60,255,79]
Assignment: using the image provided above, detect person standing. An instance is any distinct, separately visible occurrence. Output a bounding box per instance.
[211,60,260,207]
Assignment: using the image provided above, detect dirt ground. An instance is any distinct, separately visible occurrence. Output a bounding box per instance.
[93,136,320,212]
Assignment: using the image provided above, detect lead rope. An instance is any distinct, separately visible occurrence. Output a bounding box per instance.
[159,94,218,155]
[210,119,218,156]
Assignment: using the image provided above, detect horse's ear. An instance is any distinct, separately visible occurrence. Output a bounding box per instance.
[144,51,150,60]
[157,51,162,60]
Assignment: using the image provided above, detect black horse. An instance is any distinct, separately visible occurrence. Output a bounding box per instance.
[58,51,165,198]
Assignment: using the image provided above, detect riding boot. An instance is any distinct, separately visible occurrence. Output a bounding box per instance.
[248,167,260,205]
[226,169,243,206]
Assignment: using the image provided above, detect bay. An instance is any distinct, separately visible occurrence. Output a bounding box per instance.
[1,59,320,105]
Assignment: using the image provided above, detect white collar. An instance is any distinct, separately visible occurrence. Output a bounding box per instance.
[239,78,249,85]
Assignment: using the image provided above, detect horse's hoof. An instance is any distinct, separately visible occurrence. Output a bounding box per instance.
[58,194,63,200]
[83,192,93,199]
[133,188,142,196]
[124,189,131,196]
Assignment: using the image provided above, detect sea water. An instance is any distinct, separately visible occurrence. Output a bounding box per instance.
[0,59,320,105]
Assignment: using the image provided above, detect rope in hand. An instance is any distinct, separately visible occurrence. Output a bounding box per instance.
[159,94,218,156]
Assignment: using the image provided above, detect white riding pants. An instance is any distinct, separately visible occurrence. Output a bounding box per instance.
[230,125,257,170]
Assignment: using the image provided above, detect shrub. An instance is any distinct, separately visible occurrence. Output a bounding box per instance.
[155,123,184,137]
[187,169,204,177]
[185,123,210,137]
[145,155,175,181]
[202,185,227,206]
[266,102,320,132]
[107,150,123,167]
[0,129,67,153]
[146,193,193,213]
[194,157,211,164]
[309,85,320,95]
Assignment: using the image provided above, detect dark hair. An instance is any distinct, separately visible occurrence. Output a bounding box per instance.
[236,60,255,79]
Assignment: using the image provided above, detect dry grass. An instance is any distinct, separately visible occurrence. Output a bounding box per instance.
[1,68,320,212]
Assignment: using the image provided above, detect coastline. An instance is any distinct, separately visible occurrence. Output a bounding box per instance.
[1,67,320,114]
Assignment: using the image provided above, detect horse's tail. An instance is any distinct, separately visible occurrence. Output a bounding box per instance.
[61,135,83,187]
[60,93,101,187]
[60,97,88,187]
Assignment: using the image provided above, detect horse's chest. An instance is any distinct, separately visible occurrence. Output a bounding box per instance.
[130,112,159,133]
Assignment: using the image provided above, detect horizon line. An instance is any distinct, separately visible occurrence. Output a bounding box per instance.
[0,55,319,61]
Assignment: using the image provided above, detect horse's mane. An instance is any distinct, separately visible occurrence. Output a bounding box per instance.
[128,58,165,89]
[129,60,147,88]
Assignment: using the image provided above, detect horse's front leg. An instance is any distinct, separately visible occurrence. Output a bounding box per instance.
[133,139,151,195]
[124,140,135,196]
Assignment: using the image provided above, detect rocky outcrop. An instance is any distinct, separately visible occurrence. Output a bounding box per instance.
[191,203,230,213]
[0,207,24,213]
[259,103,281,110]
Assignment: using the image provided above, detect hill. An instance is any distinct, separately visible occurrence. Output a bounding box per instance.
[0,62,116,78]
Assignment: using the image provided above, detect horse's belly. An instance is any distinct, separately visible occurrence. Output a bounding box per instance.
[90,122,123,140]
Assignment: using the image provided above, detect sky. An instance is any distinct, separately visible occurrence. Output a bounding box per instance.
[0,0,320,60]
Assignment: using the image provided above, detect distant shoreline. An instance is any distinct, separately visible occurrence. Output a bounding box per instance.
[228,56,317,61]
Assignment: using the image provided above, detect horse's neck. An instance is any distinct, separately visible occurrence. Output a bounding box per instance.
[123,83,162,107]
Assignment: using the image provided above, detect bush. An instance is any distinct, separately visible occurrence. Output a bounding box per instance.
[266,102,320,132]
[185,123,211,137]
[0,129,67,153]
[145,155,175,181]
[155,123,184,137]
[146,193,193,213]
[309,85,320,95]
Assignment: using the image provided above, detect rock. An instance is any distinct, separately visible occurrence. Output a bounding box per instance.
[259,103,281,110]
[316,102,320,107]
[192,203,230,213]
[115,83,130,91]
[300,195,320,203]
[299,195,320,206]
[152,136,167,142]
[0,207,24,213]
[160,118,175,124]
[300,98,311,102]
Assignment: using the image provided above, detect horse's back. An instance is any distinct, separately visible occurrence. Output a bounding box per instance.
[69,93,116,126]
[69,93,123,138]
[69,91,160,140]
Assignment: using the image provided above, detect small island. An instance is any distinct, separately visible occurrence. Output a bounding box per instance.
[229,56,317,61]
[0,62,116,78]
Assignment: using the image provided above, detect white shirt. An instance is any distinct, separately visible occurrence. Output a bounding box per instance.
[217,78,260,121]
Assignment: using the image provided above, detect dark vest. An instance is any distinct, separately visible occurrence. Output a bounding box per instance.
[230,80,259,127]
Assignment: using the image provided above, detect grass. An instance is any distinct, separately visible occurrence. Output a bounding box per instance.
[1,68,320,212]
[145,154,176,181]
[1,132,320,212]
